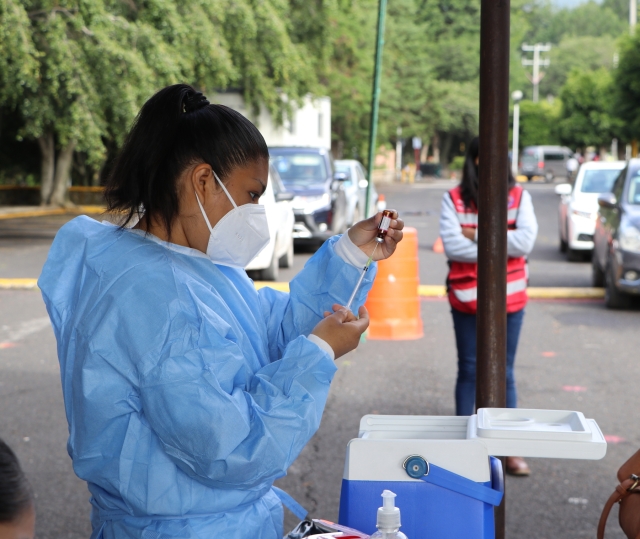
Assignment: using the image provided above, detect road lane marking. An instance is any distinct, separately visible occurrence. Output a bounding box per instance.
[562,385,587,392]
[604,435,625,444]
[0,278,608,299]
[0,316,51,348]
[0,279,39,289]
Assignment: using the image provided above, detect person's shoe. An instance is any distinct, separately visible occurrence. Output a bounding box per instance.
[506,456,531,476]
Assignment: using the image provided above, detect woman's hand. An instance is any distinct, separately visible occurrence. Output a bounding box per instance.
[311,304,369,359]
[461,227,476,241]
[348,210,404,261]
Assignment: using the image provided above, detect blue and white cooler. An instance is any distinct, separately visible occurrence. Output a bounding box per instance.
[338,409,607,539]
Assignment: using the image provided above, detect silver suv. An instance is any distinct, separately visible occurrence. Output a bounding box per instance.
[521,145,573,182]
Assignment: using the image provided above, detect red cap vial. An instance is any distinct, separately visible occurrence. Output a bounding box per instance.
[376,210,394,243]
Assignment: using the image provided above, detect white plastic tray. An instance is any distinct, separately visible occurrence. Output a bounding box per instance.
[356,410,607,461]
[467,414,607,460]
[476,408,591,442]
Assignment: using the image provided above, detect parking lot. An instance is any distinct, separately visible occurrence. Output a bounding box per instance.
[1,180,638,538]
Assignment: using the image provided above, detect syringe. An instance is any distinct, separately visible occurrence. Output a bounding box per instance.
[345,210,395,312]
[345,242,378,311]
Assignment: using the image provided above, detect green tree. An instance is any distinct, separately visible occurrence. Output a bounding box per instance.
[558,68,619,149]
[522,1,626,45]
[613,29,640,141]
[0,0,319,204]
[515,99,561,148]
[538,36,617,98]
[323,0,376,160]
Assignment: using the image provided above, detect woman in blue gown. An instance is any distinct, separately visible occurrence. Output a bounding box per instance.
[38,84,404,539]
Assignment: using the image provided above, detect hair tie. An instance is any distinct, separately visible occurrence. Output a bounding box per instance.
[183,92,210,113]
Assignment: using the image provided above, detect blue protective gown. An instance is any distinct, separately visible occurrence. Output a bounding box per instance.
[38,216,376,539]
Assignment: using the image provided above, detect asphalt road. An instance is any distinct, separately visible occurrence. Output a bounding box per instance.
[1,181,637,539]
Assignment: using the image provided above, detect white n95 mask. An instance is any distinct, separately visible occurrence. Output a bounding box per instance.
[195,172,269,267]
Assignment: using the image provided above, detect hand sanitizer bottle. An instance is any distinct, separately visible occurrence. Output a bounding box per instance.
[370,490,408,539]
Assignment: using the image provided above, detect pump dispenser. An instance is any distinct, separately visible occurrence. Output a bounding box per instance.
[370,490,408,539]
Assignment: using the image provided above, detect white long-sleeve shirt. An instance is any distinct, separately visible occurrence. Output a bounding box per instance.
[439,189,538,263]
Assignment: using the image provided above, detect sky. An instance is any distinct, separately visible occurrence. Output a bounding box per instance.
[552,0,601,6]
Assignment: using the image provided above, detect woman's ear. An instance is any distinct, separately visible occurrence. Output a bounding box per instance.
[191,164,215,202]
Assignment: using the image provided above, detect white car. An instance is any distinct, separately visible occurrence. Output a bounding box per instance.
[245,165,295,280]
[555,161,626,260]
[334,159,379,224]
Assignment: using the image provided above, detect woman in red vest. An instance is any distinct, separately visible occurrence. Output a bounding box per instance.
[439,137,538,475]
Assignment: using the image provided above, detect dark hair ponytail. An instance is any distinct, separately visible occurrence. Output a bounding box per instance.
[105,84,269,236]
[0,439,33,522]
[459,137,516,209]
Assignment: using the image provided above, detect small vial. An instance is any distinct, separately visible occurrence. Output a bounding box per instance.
[376,210,394,243]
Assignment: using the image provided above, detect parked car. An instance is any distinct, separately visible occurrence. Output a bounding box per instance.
[555,161,626,261]
[334,159,379,225]
[245,165,295,281]
[592,158,640,308]
[521,145,573,182]
[269,147,349,244]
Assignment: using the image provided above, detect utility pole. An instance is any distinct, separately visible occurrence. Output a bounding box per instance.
[365,0,388,218]
[478,0,510,537]
[522,43,551,103]
[631,0,637,33]
[395,127,402,181]
[511,91,523,177]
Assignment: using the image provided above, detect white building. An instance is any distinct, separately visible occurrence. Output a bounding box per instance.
[212,92,331,149]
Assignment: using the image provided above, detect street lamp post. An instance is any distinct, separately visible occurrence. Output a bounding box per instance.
[365,0,388,218]
[511,91,523,178]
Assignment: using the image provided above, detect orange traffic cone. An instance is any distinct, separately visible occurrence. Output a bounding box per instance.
[433,236,444,253]
[365,227,424,340]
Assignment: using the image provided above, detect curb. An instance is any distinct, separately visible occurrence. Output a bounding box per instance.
[0,206,106,220]
[0,278,606,299]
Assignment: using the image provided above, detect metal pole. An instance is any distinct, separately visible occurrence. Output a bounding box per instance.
[631,0,637,33]
[365,0,388,218]
[478,0,510,536]
[532,47,540,103]
[396,127,402,181]
[511,102,520,177]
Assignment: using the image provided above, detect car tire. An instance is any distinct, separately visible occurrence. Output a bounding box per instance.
[559,237,568,253]
[260,245,279,281]
[591,252,605,287]
[279,238,294,268]
[605,262,632,309]
[567,248,583,262]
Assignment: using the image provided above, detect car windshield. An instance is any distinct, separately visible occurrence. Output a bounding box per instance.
[270,152,327,185]
[522,149,537,163]
[335,163,353,177]
[580,169,621,193]
[628,167,640,204]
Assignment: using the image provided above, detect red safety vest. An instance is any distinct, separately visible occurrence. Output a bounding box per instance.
[447,185,528,314]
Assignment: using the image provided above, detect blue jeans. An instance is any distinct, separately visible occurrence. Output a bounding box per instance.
[451,308,525,416]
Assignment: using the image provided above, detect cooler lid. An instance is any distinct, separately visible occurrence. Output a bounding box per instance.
[468,409,607,460]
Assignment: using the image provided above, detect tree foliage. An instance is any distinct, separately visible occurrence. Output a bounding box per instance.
[558,68,620,149]
[0,0,636,195]
[613,29,640,141]
[0,0,317,201]
[515,99,561,149]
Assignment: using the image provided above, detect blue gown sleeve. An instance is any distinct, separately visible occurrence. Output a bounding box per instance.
[139,309,338,490]
[257,235,377,363]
